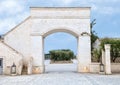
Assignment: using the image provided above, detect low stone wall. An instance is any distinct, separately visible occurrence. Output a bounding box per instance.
[111,63,120,73]
[90,63,100,73]
[50,60,73,64]
[90,63,120,73]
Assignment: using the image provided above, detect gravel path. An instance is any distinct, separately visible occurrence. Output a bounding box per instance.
[0,60,120,85]
[0,72,120,85]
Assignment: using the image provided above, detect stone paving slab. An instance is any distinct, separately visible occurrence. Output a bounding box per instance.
[0,72,120,85]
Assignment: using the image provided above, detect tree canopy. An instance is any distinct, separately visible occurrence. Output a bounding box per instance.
[101,38,120,62]
[49,49,74,61]
[90,19,99,50]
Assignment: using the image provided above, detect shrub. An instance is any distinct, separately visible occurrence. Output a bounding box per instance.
[92,49,101,62]
[49,49,74,61]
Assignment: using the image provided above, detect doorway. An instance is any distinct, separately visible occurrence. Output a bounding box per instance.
[0,58,3,74]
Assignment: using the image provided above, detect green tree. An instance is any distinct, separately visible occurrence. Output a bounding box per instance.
[49,49,74,61]
[90,19,99,50]
[101,38,120,62]
[90,19,96,30]
[92,49,101,62]
[90,19,101,62]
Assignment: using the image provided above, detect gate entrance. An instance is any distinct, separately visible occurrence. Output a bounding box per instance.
[30,7,91,73]
[44,32,77,72]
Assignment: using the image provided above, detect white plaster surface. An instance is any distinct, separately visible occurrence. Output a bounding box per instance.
[30,7,90,19]
[0,42,23,75]
[30,7,91,73]
[4,17,31,57]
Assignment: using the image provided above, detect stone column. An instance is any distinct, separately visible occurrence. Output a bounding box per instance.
[27,57,33,75]
[77,34,91,72]
[31,35,44,74]
[102,50,105,64]
[28,63,32,75]
[104,44,111,74]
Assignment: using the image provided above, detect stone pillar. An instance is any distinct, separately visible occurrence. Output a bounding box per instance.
[31,35,44,74]
[102,50,105,64]
[28,63,32,75]
[27,57,33,75]
[77,34,91,72]
[104,44,111,74]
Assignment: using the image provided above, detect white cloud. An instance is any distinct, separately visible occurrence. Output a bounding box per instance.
[0,0,29,34]
[100,7,115,15]
[0,0,120,35]
[60,0,120,15]
[0,0,25,15]
[61,0,74,5]
[74,1,119,15]
[95,0,120,3]
[28,0,120,15]
[92,6,120,15]
[0,19,16,34]
[0,12,29,34]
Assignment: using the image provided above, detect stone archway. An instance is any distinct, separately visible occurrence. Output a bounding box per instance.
[44,32,78,72]
[30,7,91,74]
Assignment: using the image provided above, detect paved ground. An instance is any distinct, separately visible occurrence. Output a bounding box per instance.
[45,59,78,72]
[0,72,120,85]
[0,60,120,85]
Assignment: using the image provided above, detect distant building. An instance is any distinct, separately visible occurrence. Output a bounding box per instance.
[93,39,101,50]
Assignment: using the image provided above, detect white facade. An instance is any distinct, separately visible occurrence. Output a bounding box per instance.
[0,7,92,75]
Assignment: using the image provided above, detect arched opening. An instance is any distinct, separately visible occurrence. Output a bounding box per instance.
[42,28,79,38]
[43,29,78,73]
[31,27,91,74]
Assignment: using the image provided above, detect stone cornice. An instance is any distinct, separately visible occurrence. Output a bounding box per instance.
[30,7,91,10]
[31,16,90,19]
[30,7,91,19]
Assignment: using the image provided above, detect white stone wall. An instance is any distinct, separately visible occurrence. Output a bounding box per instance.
[31,19,90,37]
[4,17,31,58]
[30,7,91,37]
[78,35,91,72]
[111,63,120,73]
[90,63,120,73]
[90,63,100,73]
[30,7,90,19]
[0,42,23,75]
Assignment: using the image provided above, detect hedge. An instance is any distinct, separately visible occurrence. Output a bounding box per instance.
[49,49,74,61]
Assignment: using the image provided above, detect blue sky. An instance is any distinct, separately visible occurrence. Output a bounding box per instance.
[0,0,120,54]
